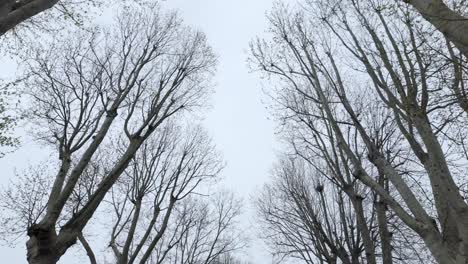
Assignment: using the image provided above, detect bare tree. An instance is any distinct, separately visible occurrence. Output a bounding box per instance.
[0,165,52,241]
[105,124,233,264]
[212,253,252,264]
[0,124,246,264]
[256,156,430,264]
[257,158,368,264]
[166,192,245,264]
[1,3,216,263]
[251,1,468,263]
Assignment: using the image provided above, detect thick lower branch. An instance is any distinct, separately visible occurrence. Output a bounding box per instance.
[0,0,60,36]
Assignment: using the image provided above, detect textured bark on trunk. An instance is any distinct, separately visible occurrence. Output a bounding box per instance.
[422,231,461,264]
[26,225,60,264]
[406,0,468,57]
[412,115,468,260]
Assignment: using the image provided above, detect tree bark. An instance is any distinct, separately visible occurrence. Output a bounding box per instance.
[0,0,60,36]
[350,196,377,264]
[376,174,393,264]
[78,233,97,264]
[26,225,61,264]
[405,0,468,57]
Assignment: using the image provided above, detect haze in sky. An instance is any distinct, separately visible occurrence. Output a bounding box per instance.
[0,0,278,263]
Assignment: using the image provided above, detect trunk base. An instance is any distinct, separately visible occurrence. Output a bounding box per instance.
[26,224,59,264]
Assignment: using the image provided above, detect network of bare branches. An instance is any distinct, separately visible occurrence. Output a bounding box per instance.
[251,0,468,263]
[0,3,222,264]
[1,0,468,263]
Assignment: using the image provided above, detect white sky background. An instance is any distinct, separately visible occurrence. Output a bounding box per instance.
[0,0,279,263]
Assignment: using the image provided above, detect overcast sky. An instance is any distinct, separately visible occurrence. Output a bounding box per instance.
[0,0,279,263]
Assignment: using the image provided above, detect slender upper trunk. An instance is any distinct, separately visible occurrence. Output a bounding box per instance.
[349,194,377,264]
[78,232,97,264]
[376,173,393,264]
[119,200,143,264]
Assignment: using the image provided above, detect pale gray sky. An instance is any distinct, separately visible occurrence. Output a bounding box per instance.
[0,0,279,263]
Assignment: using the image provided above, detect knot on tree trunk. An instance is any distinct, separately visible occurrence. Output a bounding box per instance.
[315,184,324,193]
[367,150,378,163]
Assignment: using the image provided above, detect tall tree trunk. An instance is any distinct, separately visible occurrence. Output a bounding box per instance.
[412,116,468,258]
[350,195,377,264]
